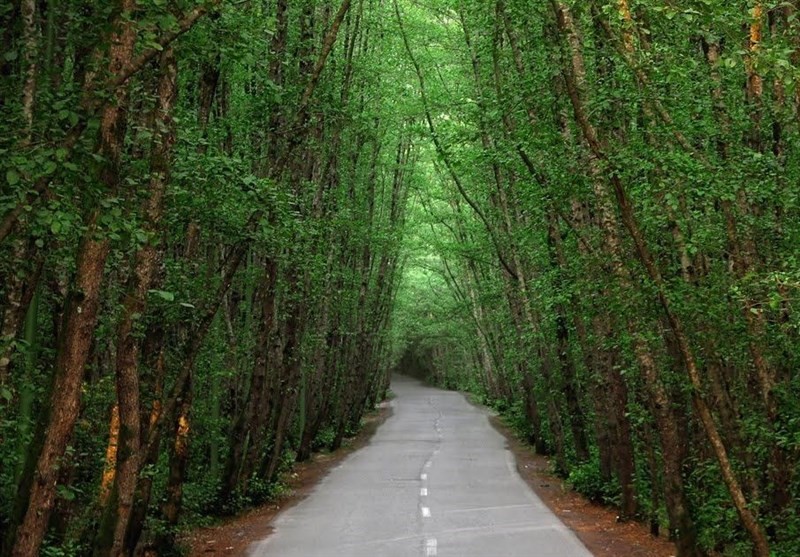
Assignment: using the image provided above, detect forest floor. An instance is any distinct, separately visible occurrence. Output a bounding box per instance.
[489,415,677,557]
[185,393,676,557]
[182,402,394,556]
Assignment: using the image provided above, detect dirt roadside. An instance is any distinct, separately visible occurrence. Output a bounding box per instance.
[182,403,393,556]
[489,415,676,557]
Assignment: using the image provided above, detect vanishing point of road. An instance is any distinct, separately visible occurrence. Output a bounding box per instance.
[248,375,592,556]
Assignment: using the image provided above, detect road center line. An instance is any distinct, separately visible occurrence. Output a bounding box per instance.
[444,503,538,514]
[421,506,431,518]
[425,538,438,556]
[420,473,427,481]
[336,521,562,549]
[420,487,428,496]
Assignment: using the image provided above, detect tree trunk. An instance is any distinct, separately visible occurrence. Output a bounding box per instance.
[11,9,137,544]
[552,3,770,554]
[263,268,305,482]
[155,378,193,554]
[96,46,177,557]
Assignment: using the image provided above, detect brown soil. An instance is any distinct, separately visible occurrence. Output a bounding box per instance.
[182,403,393,557]
[489,415,677,557]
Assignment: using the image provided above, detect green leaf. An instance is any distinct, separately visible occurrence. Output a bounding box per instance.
[56,485,76,502]
[6,169,20,185]
[149,289,175,302]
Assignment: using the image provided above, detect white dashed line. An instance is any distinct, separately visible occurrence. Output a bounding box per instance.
[420,488,428,496]
[425,538,438,556]
[420,473,427,481]
[424,461,432,468]
[421,506,431,518]
[445,503,537,514]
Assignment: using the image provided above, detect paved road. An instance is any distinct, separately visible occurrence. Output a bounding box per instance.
[249,375,592,556]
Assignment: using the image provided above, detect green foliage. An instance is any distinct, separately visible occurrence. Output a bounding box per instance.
[385,0,800,554]
[312,426,338,452]
[567,461,622,508]
[499,401,535,442]
[1,0,799,555]
[39,538,87,557]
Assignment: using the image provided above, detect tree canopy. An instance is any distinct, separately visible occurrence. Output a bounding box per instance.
[1,0,799,556]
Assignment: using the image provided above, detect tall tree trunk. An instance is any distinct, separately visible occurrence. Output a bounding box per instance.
[552,3,769,554]
[20,0,39,143]
[10,4,137,553]
[224,259,278,495]
[263,268,305,482]
[155,377,192,554]
[95,46,178,557]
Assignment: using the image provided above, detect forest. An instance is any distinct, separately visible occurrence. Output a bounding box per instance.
[0,0,798,556]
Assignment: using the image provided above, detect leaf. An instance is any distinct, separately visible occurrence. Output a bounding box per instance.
[56,485,75,502]
[156,14,178,30]
[149,289,175,302]
[6,169,19,185]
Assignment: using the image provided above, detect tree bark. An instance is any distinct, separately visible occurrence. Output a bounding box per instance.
[99,46,177,557]
[11,3,137,553]
[552,3,769,554]
[20,0,39,143]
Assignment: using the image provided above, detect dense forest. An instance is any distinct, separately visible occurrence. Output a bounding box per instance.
[0,0,798,556]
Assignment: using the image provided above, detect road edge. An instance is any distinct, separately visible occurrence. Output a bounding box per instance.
[486,412,677,557]
[183,402,394,556]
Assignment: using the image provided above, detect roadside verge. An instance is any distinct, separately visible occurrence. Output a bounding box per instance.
[488,415,676,557]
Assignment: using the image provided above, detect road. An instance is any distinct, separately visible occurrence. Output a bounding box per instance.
[248,375,592,556]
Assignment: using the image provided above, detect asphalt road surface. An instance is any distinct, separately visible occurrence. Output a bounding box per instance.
[248,375,592,556]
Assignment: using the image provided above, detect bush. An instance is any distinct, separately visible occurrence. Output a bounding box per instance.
[502,400,534,442]
[312,425,337,452]
[567,461,621,507]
